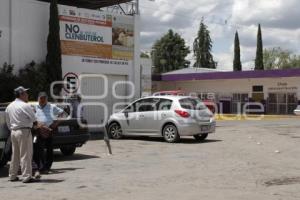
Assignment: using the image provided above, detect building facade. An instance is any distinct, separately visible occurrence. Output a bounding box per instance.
[0,0,142,130]
[153,68,300,115]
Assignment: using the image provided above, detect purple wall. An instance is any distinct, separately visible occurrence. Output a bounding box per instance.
[153,68,300,82]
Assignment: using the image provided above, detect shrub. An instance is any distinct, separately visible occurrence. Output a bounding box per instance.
[0,63,19,103]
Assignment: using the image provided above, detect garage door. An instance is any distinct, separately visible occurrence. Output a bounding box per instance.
[79,74,128,131]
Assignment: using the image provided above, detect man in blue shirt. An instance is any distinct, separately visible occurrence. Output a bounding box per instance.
[34,92,64,173]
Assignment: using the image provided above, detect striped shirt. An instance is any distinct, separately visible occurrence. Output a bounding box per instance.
[35,103,64,127]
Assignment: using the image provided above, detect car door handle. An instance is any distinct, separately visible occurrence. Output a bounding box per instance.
[139,114,145,118]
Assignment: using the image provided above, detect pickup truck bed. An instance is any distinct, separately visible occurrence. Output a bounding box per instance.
[0,109,90,167]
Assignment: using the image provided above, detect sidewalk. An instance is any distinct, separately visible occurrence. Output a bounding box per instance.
[215,114,300,121]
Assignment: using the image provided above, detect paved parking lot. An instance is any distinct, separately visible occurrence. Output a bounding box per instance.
[0,119,300,200]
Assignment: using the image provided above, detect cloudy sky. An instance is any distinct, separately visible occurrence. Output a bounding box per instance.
[139,0,300,71]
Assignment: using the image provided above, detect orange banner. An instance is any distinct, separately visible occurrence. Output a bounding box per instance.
[112,50,134,60]
[61,40,112,59]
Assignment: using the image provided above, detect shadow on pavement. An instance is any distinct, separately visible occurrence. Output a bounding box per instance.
[121,136,222,144]
[49,167,84,175]
[0,166,83,179]
[181,139,222,144]
[89,132,105,140]
[87,133,223,144]
[39,179,65,184]
[53,153,100,162]
[0,154,97,178]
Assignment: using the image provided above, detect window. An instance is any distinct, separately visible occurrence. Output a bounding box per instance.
[157,99,173,110]
[136,98,159,112]
[268,93,277,103]
[267,93,297,114]
[253,85,263,92]
[287,93,297,104]
[232,93,249,113]
[179,98,206,110]
[124,104,135,113]
[277,94,287,104]
[124,98,158,113]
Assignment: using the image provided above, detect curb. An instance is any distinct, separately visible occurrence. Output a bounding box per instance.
[215,114,300,121]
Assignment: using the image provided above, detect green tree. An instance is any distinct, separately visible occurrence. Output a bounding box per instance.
[0,63,19,102]
[255,24,264,70]
[0,61,53,102]
[140,52,150,58]
[151,29,190,73]
[18,61,48,100]
[233,31,242,71]
[193,19,216,68]
[46,0,62,92]
[264,47,300,69]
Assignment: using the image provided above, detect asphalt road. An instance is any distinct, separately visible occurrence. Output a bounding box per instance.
[0,119,299,200]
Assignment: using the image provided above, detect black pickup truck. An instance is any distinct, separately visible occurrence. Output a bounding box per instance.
[0,103,90,168]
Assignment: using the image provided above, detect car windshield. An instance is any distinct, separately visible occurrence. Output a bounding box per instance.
[179,98,207,110]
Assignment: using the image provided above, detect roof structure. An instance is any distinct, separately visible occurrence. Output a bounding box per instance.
[38,0,133,9]
[153,68,300,81]
[162,67,226,75]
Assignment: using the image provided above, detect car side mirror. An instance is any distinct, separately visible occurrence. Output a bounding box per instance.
[124,111,129,118]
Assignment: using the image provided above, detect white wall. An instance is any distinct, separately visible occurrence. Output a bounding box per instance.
[140,57,152,96]
[10,0,49,70]
[154,76,300,99]
[0,0,11,64]
[0,0,141,99]
[133,15,141,99]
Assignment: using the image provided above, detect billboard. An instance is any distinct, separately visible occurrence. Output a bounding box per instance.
[59,5,134,62]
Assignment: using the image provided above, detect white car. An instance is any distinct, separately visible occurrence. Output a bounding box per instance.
[107,96,216,143]
[294,105,300,115]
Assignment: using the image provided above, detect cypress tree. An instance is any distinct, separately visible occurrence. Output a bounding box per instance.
[193,19,216,69]
[46,0,62,92]
[255,24,264,70]
[233,31,242,71]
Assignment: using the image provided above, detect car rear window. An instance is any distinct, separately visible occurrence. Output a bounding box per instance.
[157,99,173,110]
[179,98,207,110]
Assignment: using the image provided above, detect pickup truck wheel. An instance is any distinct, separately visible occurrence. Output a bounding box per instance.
[108,122,123,139]
[60,146,76,156]
[0,149,8,168]
[194,134,208,141]
[0,139,11,168]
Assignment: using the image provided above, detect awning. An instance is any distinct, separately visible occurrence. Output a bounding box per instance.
[38,0,133,9]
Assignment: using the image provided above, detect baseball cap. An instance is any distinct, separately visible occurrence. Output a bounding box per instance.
[38,92,48,98]
[14,86,29,94]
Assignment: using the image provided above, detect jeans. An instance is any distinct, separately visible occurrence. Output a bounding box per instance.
[33,136,53,171]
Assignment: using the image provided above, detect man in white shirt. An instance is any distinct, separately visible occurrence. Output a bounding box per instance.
[5,86,37,183]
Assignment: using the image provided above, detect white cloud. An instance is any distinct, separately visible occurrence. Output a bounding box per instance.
[214,52,233,71]
[232,0,300,29]
[139,0,300,70]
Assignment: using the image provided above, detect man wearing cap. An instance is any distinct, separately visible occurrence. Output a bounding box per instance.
[5,86,37,183]
[34,92,64,173]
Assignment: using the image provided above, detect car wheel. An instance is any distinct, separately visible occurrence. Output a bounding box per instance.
[60,146,76,156]
[163,124,180,143]
[108,122,123,139]
[194,133,208,141]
